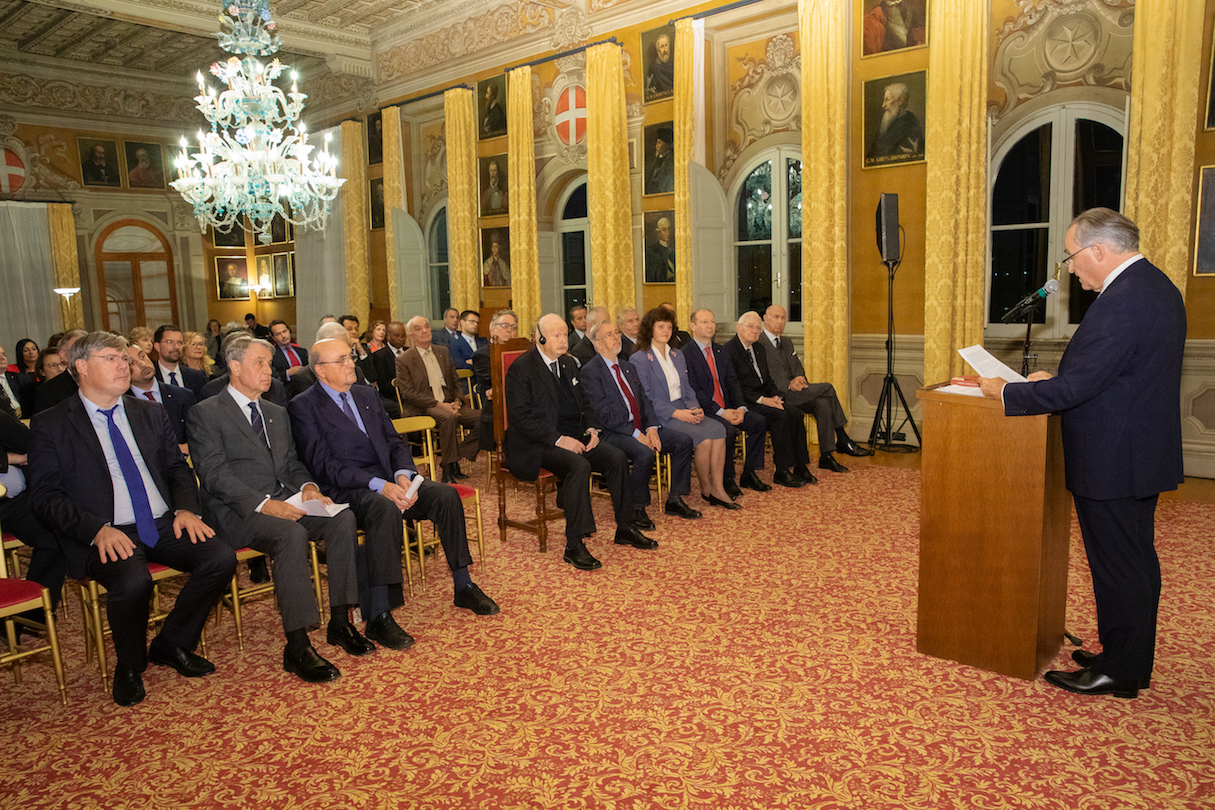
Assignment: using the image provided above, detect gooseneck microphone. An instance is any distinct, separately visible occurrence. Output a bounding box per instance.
[1001,278,1059,323]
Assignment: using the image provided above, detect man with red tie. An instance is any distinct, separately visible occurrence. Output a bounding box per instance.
[269,320,310,383]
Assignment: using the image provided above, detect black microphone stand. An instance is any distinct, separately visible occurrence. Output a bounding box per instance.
[867,256,921,453]
[1003,294,1048,378]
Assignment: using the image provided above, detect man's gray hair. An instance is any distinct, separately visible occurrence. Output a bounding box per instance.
[224,333,273,365]
[616,307,637,327]
[588,318,614,342]
[60,328,87,345]
[66,331,127,379]
[585,306,610,332]
[737,310,760,327]
[1071,207,1139,254]
[316,322,348,343]
[490,309,518,328]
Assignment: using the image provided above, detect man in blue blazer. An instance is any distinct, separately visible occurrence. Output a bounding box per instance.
[289,338,499,619]
[127,343,194,450]
[448,310,488,395]
[980,208,1186,699]
[578,320,699,526]
[432,308,460,349]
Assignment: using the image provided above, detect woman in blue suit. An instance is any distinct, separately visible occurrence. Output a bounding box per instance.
[631,308,738,510]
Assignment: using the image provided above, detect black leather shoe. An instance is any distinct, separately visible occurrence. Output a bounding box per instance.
[283,643,341,683]
[1071,650,1151,688]
[818,455,848,474]
[773,470,804,488]
[633,510,656,530]
[454,583,501,615]
[112,664,145,707]
[365,612,416,650]
[564,543,602,569]
[723,479,743,500]
[1044,668,1140,699]
[451,463,469,480]
[793,465,821,483]
[248,556,271,583]
[441,464,457,484]
[614,527,658,549]
[837,437,873,457]
[664,497,702,519]
[149,637,216,677]
[739,471,771,492]
[327,621,375,656]
[706,494,741,511]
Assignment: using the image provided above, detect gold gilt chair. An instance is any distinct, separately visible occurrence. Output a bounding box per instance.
[0,484,67,704]
[214,547,276,651]
[491,338,564,552]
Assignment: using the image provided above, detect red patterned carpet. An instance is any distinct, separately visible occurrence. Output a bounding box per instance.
[2,459,1213,809]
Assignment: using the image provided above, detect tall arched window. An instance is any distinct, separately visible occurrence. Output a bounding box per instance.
[558,179,590,314]
[988,104,1125,338]
[428,206,450,317]
[94,221,177,333]
[733,148,802,322]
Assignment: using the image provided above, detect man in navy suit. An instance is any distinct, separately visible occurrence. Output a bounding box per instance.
[981,209,1186,699]
[126,343,194,451]
[684,308,770,498]
[578,319,700,526]
[432,308,460,349]
[269,320,310,384]
[153,325,207,399]
[28,331,235,706]
[505,314,655,570]
[290,339,498,618]
[448,310,488,394]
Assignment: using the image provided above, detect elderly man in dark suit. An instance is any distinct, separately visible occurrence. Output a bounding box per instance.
[505,314,654,570]
[290,339,498,619]
[126,342,194,453]
[724,312,815,488]
[684,308,769,497]
[187,334,372,685]
[980,208,1186,699]
[27,331,235,706]
[759,304,871,473]
[578,319,699,526]
[432,308,460,349]
[568,305,609,367]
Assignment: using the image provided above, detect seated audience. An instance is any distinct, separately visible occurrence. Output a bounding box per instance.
[31,329,86,415]
[369,321,408,406]
[432,308,460,348]
[1,345,26,417]
[204,319,223,362]
[127,343,194,453]
[363,320,387,354]
[35,348,68,384]
[10,338,39,413]
[128,327,154,356]
[244,313,271,339]
[339,314,376,385]
[617,307,640,357]
[268,320,309,383]
[567,304,588,342]
[568,306,609,367]
[181,331,216,379]
[471,309,518,452]
[448,310,487,394]
[153,325,206,398]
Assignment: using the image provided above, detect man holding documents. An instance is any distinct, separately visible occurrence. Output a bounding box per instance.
[289,339,499,620]
[187,334,362,683]
[979,208,1186,699]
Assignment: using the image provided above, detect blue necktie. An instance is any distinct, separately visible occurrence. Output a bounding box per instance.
[339,392,364,435]
[169,370,179,387]
[248,402,269,448]
[101,405,159,547]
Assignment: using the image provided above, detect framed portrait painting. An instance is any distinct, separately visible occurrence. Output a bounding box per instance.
[77,137,122,187]
[643,121,675,196]
[123,141,166,190]
[479,154,508,215]
[481,227,511,288]
[216,257,249,300]
[367,110,383,165]
[273,252,294,296]
[369,177,385,230]
[642,24,675,103]
[1194,166,1215,276]
[643,210,675,284]
[860,0,928,58]
[862,71,927,169]
[255,255,274,298]
[478,75,507,140]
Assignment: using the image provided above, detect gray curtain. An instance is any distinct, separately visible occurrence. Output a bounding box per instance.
[0,202,60,356]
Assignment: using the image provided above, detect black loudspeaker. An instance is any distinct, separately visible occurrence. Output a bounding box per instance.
[876,193,900,263]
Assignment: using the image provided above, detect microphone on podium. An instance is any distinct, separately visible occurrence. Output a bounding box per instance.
[1001,279,1059,323]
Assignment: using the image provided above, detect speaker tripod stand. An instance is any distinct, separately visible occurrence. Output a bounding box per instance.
[867,258,921,452]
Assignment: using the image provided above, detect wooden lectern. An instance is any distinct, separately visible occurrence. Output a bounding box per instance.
[915,384,1071,680]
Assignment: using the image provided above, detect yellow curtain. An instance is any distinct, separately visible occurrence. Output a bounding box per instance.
[1124,0,1204,298]
[922,0,988,384]
[508,66,541,330]
[673,18,695,325]
[383,106,404,318]
[798,0,850,417]
[46,203,82,329]
[586,42,633,318]
[340,119,370,326]
[444,87,481,314]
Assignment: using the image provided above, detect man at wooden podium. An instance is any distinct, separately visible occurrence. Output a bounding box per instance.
[979,208,1186,699]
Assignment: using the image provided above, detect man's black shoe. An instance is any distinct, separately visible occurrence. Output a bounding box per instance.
[441,464,457,484]
[739,471,771,492]
[451,463,469,480]
[723,479,743,500]
[664,497,702,519]
[327,621,375,656]
[1071,650,1150,688]
[454,583,501,615]
[365,611,415,650]
[112,664,145,706]
[633,509,656,530]
[283,643,341,683]
[1044,668,1139,699]
[149,637,216,677]
[614,527,658,549]
[248,556,271,583]
[773,470,804,488]
[563,543,602,570]
[837,437,873,457]
[793,465,821,483]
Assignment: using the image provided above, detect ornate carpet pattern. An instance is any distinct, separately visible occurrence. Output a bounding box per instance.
[2,461,1213,809]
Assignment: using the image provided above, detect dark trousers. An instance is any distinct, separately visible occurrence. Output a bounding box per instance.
[85,516,236,672]
[342,488,408,616]
[1,490,67,609]
[657,427,694,500]
[404,479,475,572]
[1073,494,1161,680]
[540,440,631,544]
[784,382,847,454]
[749,402,810,470]
[707,410,768,479]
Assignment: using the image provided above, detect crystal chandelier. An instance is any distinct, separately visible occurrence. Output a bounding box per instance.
[171,1,345,245]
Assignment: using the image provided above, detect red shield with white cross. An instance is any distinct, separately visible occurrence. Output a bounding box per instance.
[1,148,25,195]
[554,84,587,146]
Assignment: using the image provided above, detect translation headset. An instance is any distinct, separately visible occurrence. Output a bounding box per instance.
[538,334,546,344]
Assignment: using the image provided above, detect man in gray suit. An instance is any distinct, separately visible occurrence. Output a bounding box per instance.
[758,304,872,472]
[187,334,370,685]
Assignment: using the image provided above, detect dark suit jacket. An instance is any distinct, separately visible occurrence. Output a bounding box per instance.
[154,364,207,399]
[724,336,779,404]
[30,371,77,416]
[27,394,201,577]
[0,411,31,469]
[578,354,659,437]
[130,382,195,444]
[370,346,402,396]
[449,333,487,375]
[620,334,637,358]
[684,339,747,413]
[1003,259,1186,500]
[270,343,309,384]
[758,333,806,393]
[201,372,288,408]
[5,369,35,415]
[504,348,585,481]
[186,390,314,548]
[395,345,460,411]
[433,328,459,349]
[569,336,596,367]
[287,382,415,502]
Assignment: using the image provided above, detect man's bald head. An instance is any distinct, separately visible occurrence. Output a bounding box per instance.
[310,339,355,391]
[763,304,789,336]
[536,313,569,359]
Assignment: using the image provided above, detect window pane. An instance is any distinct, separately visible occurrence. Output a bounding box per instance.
[787,159,802,239]
[102,260,136,333]
[143,300,174,328]
[737,244,773,316]
[562,183,588,220]
[431,208,448,264]
[103,225,164,254]
[992,124,1052,226]
[140,260,170,301]
[787,241,802,322]
[989,228,1049,322]
[562,231,586,286]
[1072,120,1123,216]
[429,263,450,316]
[737,161,772,242]
[563,288,587,315]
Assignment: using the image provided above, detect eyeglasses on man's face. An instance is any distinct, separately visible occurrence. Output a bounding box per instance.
[1060,244,1095,266]
[315,353,358,366]
[90,352,133,366]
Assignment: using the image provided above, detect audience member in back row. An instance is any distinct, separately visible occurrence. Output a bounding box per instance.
[127,342,194,454]
[128,327,154,356]
[35,348,68,385]
[7,338,39,414]
[471,308,519,453]
[448,310,487,394]
[28,331,235,707]
[31,329,86,415]
[1,346,26,418]
[617,307,640,357]
[568,306,609,367]
[268,320,310,384]
[181,331,216,379]
[153,325,207,399]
